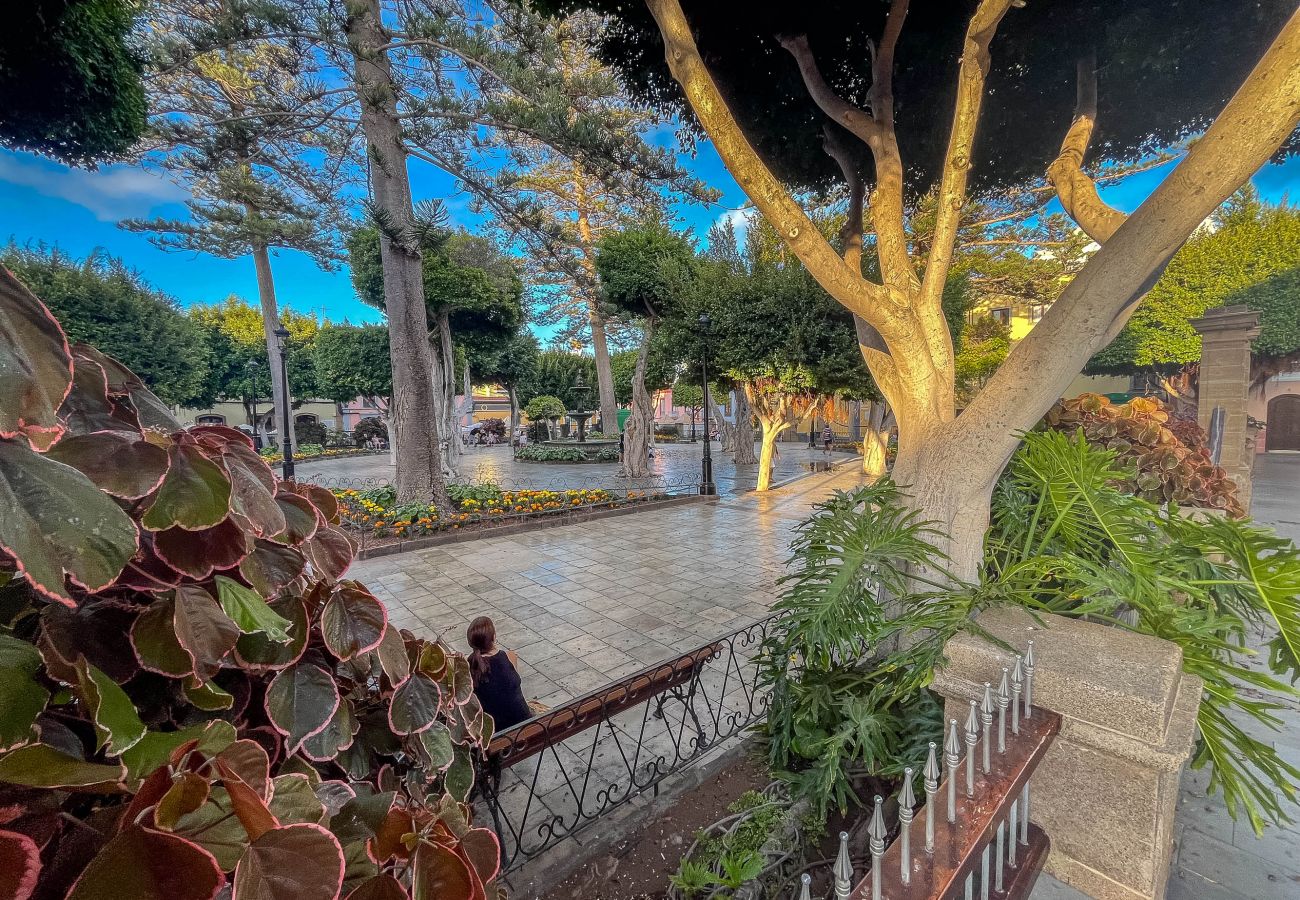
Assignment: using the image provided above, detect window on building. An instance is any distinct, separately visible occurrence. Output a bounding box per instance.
[990,307,1012,326]
[294,413,319,425]
[195,414,225,426]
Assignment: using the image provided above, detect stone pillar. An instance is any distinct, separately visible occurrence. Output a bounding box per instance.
[932,608,1201,900]
[1190,305,1261,507]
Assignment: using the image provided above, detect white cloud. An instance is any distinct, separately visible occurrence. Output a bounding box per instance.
[712,207,753,245]
[0,152,188,222]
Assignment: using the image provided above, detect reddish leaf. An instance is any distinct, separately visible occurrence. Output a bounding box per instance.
[66,825,224,900]
[314,780,356,818]
[59,351,139,435]
[216,759,280,842]
[155,773,212,830]
[233,596,308,673]
[301,698,360,763]
[45,431,168,499]
[113,534,184,592]
[131,595,192,677]
[410,840,475,900]
[141,441,232,532]
[222,443,286,538]
[321,583,388,661]
[0,744,125,792]
[264,663,339,754]
[375,626,410,684]
[121,765,174,832]
[0,267,72,448]
[271,493,319,546]
[367,808,416,864]
[232,823,344,900]
[345,874,409,900]
[173,584,240,682]
[74,344,180,432]
[216,740,271,799]
[387,674,442,736]
[155,517,251,579]
[0,827,41,900]
[459,829,501,886]
[303,527,354,583]
[239,539,306,597]
[40,601,141,683]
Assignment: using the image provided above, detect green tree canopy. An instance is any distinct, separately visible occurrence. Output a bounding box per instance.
[595,224,697,324]
[312,324,392,405]
[1088,191,1300,375]
[520,348,597,409]
[188,296,320,405]
[2,243,214,406]
[0,0,145,164]
[610,341,676,406]
[524,395,566,421]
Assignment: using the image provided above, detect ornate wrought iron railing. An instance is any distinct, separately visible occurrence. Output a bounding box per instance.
[796,642,1057,900]
[473,612,780,872]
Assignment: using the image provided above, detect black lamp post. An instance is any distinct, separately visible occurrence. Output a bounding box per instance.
[274,326,295,480]
[244,359,260,449]
[698,315,716,496]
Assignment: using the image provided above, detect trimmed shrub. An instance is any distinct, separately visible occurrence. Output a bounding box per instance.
[294,418,327,446]
[352,416,388,448]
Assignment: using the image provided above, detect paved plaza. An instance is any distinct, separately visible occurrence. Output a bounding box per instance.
[299,440,856,497]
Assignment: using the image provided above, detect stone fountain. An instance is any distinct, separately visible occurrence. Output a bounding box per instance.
[533,372,620,461]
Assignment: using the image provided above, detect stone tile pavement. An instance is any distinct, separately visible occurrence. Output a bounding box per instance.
[348,464,867,710]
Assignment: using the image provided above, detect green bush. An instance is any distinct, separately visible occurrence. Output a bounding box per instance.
[352,415,388,447]
[294,418,327,446]
[516,444,585,461]
[449,482,504,505]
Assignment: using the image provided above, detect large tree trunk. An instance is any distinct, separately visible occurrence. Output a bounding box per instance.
[756,418,789,491]
[619,326,655,477]
[507,384,520,439]
[346,0,449,508]
[435,311,461,476]
[589,305,620,435]
[862,400,889,478]
[711,396,734,452]
[732,389,758,465]
[249,238,294,456]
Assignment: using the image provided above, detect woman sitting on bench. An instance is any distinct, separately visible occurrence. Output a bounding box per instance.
[467,616,535,731]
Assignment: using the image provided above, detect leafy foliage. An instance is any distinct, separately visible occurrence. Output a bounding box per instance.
[1045,393,1244,515]
[0,269,499,899]
[986,430,1300,834]
[187,297,320,409]
[523,395,566,422]
[761,479,982,818]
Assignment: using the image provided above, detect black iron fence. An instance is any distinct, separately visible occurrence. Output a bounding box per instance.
[473,612,779,872]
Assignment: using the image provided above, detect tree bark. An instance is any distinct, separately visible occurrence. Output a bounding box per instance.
[711,396,734,452]
[620,325,656,477]
[756,417,789,492]
[249,238,294,456]
[863,400,889,478]
[435,311,461,476]
[346,0,450,508]
[589,307,620,434]
[507,384,520,439]
[732,388,758,465]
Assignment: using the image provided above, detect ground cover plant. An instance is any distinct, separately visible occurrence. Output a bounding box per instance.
[0,270,500,899]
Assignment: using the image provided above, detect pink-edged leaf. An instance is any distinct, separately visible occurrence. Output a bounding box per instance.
[113,533,184,592]
[233,595,309,673]
[417,723,454,772]
[169,786,250,870]
[0,438,138,603]
[215,575,292,642]
[38,600,141,684]
[267,773,326,825]
[239,539,306,597]
[0,827,41,900]
[154,517,250,580]
[0,743,125,792]
[75,343,180,432]
[302,527,354,583]
[411,840,475,900]
[142,442,231,532]
[0,634,48,752]
[155,772,212,831]
[321,582,388,661]
[120,721,235,784]
[314,780,356,818]
[183,677,235,711]
[459,829,501,886]
[58,351,139,435]
[270,492,319,546]
[67,825,224,900]
[216,759,279,842]
[221,442,286,538]
[173,584,240,683]
[374,625,410,685]
[0,267,72,448]
[232,823,344,900]
[74,657,147,756]
[45,430,168,499]
[265,662,339,754]
[188,424,254,451]
[387,674,442,736]
[131,594,192,677]
[217,740,271,799]
[301,699,359,763]
[449,655,473,704]
[346,874,409,900]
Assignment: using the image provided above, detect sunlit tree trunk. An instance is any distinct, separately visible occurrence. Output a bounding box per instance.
[863,400,890,479]
[249,236,295,457]
[620,325,655,477]
[732,389,758,465]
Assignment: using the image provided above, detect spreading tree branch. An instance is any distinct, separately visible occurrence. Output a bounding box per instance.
[1047,54,1128,243]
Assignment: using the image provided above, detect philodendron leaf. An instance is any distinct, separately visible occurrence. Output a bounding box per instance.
[215,575,292,643]
[0,634,48,751]
[0,743,125,792]
[0,438,138,603]
[265,662,340,754]
[45,431,168,499]
[321,582,388,660]
[232,823,344,900]
[142,443,231,532]
[0,267,72,449]
[387,674,442,736]
[0,828,40,900]
[410,840,475,900]
[74,658,147,756]
[66,825,225,900]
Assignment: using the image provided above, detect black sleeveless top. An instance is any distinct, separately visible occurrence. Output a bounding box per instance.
[473,652,532,731]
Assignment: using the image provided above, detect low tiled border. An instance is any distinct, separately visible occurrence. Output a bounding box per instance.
[353,493,716,559]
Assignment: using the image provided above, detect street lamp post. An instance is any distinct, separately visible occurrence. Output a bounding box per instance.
[698,315,716,496]
[274,326,295,481]
[244,359,260,449]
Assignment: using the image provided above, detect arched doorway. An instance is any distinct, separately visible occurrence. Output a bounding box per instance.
[1265,394,1300,451]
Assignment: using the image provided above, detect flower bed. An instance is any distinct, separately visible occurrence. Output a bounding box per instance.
[258,444,381,464]
[334,482,665,540]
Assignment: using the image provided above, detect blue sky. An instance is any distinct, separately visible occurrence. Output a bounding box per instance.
[2,137,1298,329]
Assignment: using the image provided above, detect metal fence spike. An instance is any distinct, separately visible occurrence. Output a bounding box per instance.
[835,829,854,900]
[996,668,1010,753]
[869,797,886,900]
[1024,640,1036,718]
[798,873,812,900]
[1011,655,1023,735]
[924,742,939,853]
[980,683,994,774]
[965,700,979,797]
[945,719,961,823]
[899,767,915,884]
